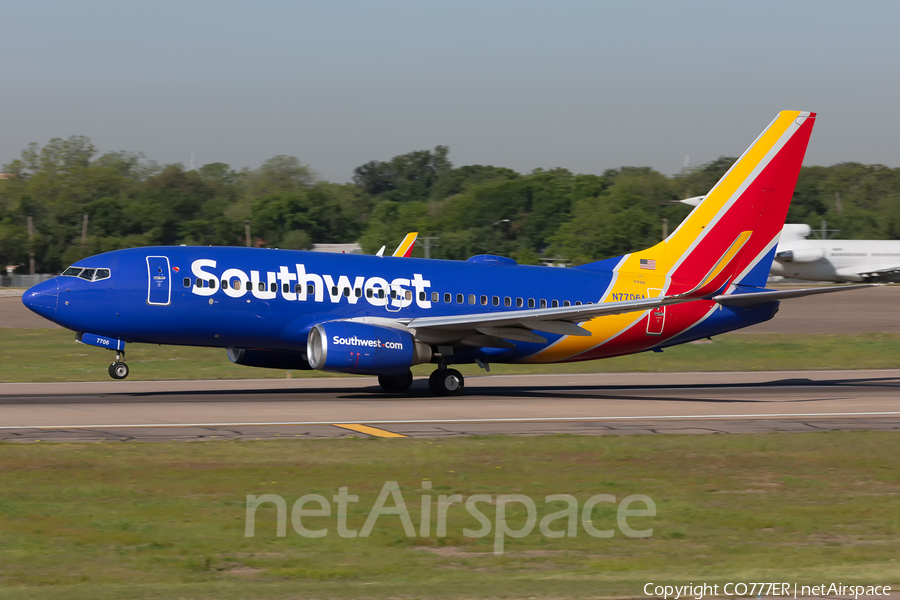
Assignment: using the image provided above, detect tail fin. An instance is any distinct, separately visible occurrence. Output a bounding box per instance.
[590,110,815,295]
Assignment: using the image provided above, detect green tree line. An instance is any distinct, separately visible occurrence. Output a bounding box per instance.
[2,136,899,273]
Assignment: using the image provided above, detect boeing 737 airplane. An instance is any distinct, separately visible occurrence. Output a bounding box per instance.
[21,111,874,395]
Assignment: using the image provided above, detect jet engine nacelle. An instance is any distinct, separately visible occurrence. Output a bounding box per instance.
[307,321,432,375]
[227,348,312,370]
[775,247,825,263]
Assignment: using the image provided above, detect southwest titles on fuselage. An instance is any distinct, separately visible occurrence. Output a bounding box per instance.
[190,259,432,309]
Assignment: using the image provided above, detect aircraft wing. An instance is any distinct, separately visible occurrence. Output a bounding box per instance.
[713,284,878,308]
[857,266,900,278]
[400,295,696,345]
[401,283,879,346]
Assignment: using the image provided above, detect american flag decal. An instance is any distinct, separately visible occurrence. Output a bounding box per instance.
[640,259,656,270]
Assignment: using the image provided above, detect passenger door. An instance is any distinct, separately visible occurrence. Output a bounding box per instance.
[146,256,172,306]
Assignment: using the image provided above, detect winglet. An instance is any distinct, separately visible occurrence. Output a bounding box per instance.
[392,232,418,258]
[376,246,386,257]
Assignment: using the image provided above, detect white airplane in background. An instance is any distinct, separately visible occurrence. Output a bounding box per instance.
[770,224,900,283]
[679,197,900,283]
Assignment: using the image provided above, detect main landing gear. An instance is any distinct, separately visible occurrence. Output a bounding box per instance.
[108,351,129,380]
[376,368,465,395]
[428,368,464,396]
[378,370,413,393]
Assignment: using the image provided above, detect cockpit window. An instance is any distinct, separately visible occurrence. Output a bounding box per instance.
[62,266,110,281]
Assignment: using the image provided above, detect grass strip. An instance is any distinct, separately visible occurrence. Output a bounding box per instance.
[1,329,899,382]
[0,433,897,598]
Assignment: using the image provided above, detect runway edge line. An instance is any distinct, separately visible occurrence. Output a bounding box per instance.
[3,411,900,431]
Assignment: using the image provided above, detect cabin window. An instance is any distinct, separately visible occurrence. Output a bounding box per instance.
[343,288,351,297]
[563,300,570,307]
[492,296,499,306]
[94,269,110,281]
[355,288,362,298]
[222,280,229,290]
[295,284,301,293]
[282,283,289,293]
[79,269,96,281]
[528,298,535,308]
[551,300,559,308]
[333,286,340,296]
[432,292,439,302]
[183,277,191,288]
[575,301,582,306]
[456,293,463,304]
[269,282,277,293]
[587,301,593,305]
[504,296,511,307]
[195,278,202,288]
[540,299,547,308]
[444,292,451,303]
[405,290,412,301]
[308,284,315,295]
[480,295,488,305]
[468,294,476,305]
[258,282,265,292]
[209,279,217,289]
[419,291,426,302]
[378,289,385,299]
[366,288,373,298]
[516,297,523,308]
[390,289,397,299]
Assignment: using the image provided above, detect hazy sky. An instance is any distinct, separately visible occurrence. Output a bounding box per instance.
[3,0,898,182]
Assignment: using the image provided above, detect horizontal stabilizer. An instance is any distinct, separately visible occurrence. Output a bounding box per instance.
[714,284,879,307]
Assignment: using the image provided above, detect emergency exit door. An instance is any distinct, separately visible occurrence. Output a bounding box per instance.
[146,256,171,305]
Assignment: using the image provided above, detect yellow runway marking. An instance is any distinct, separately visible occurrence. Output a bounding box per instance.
[332,423,407,438]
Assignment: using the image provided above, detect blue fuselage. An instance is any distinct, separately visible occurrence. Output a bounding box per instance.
[23,246,778,365]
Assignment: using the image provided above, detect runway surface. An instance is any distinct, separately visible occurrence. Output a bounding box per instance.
[2,284,898,333]
[2,370,899,442]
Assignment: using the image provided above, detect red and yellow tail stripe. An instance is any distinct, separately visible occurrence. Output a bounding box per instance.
[524,111,816,363]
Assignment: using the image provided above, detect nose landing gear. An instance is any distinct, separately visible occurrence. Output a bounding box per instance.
[108,351,129,380]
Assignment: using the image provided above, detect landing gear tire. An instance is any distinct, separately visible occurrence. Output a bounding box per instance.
[378,370,413,393]
[429,368,464,396]
[109,362,129,380]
